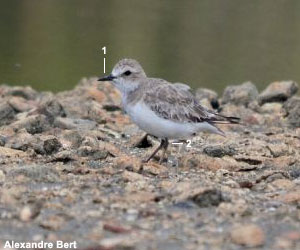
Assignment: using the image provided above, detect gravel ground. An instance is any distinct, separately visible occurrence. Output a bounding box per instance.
[0,79,299,250]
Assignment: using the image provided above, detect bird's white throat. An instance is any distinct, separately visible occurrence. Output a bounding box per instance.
[113,78,141,100]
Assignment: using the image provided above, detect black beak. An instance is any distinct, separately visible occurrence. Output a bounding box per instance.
[98,74,115,81]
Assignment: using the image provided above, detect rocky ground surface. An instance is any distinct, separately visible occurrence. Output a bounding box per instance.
[0,79,299,250]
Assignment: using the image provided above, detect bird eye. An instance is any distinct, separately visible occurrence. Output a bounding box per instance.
[123,70,131,76]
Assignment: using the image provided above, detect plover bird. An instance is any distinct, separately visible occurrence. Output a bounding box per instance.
[99,59,239,163]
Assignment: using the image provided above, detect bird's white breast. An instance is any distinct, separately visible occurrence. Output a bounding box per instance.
[125,101,217,139]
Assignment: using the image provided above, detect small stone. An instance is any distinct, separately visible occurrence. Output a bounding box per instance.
[61,130,83,149]
[100,166,117,175]
[271,156,297,169]
[101,141,122,157]
[180,153,243,172]
[8,165,59,183]
[190,189,227,207]
[283,96,300,127]
[37,98,66,123]
[267,143,289,157]
[77,146,108,160]
[103,223,131,233]
[259,80,298,104]
[5,129,37,151]
[0,187,22,205]
[275,238,293,249]
[277,190,300,204]
[99,236,135,249]
[7,86,38,100]
[0,146,27,158]
[221,82,258,106]
[243,112,264,125]
[0,170,5,183]
[282,231,300,241]
[19,206,33,222]
[102,104,121,112]
[260,102,283,114]
[122,170,145,182]
[81,136,99,148]
[19,202,41,222]
[39,215,65,231]
[233,155,263,166]
[11,114,49,134]
[45,233,59,242]
[0,135,5,146]
[270,179,294,190]
[238,180,254,189]
[203,144,237,157]
[124,191,156,203]
[114,156,142,172]
[288,166,300,179]
[217,200,249,217]
[143,162,168,175]
[43,137,62,154]
[0,101,16,126]
[8,96,36,112]
[230,224,265,247]
[59,93,105,123]
[54,117,97,130]
[32,234,43,242]
[52,150,76,162]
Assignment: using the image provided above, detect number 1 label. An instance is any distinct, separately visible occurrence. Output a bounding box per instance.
[102,46,106,73]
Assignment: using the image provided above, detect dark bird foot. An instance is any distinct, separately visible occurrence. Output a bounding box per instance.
[143,138,169,164]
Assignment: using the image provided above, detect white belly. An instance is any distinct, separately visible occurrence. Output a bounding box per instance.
[125,102,219,139]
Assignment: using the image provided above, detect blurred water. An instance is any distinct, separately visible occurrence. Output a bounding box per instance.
[1,0,300,93]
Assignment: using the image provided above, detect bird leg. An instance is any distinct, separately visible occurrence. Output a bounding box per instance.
[143,138,168,163]
[159,139,169,164]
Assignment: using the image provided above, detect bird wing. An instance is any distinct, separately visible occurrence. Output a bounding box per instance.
[143,79,239,124]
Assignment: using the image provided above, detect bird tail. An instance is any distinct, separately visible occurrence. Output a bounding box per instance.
[210,114,241,125]
[206,114,241,137]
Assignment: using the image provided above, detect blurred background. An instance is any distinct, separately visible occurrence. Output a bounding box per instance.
[1,0,300,93]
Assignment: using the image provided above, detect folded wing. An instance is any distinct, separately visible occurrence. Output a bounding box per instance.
[143,81,240,125]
